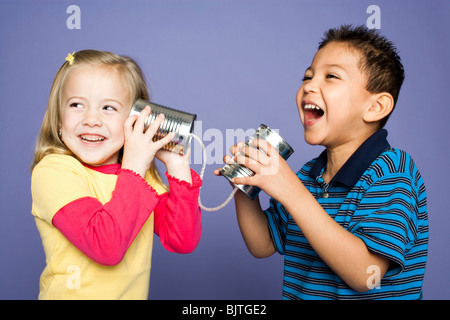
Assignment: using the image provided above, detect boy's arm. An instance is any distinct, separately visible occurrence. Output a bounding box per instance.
[234,191,276,258]
[281,180,390,292]
[232,139,390,292]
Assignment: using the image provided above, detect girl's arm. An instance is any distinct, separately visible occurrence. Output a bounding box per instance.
[153,169,202,253]
[153,147,202,253]
[52,169,160,266]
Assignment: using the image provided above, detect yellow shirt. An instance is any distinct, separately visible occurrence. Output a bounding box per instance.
[31,154,166,299]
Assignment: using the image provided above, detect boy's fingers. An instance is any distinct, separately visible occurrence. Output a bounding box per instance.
[252,139,273,157]
[223,154,234,164]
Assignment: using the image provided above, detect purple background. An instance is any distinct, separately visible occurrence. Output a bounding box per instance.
[0,0,448,300]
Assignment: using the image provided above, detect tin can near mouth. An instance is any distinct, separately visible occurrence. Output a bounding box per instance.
[220,124,294,200]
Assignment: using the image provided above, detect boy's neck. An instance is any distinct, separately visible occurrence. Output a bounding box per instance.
[323,130,376,184]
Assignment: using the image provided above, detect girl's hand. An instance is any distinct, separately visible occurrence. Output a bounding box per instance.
[227,139,299,203]
[121,106,175,178]
[156,148,192,184]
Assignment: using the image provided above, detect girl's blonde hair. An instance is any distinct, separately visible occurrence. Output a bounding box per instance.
[31,50,164,186]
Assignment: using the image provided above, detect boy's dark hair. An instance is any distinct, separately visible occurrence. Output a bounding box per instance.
[319,25,404,127]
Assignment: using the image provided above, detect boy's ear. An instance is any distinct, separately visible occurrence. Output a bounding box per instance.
[363,92,394,123]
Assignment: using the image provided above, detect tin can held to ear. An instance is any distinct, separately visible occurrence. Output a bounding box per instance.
[220,124,294,200]
[130,99,197,155]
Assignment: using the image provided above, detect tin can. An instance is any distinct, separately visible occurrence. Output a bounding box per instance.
[130,99,196,155]
[220,124,294,199]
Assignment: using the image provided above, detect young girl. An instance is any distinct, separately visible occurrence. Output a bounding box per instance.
[31,50,202,299]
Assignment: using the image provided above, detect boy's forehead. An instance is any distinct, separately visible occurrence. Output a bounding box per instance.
[309,42,363,70]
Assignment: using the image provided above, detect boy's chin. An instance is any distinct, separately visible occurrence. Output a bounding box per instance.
[303,131,324,146]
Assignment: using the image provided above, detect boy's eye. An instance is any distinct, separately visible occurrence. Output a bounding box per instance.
[326,74,339,79]
[302,75,312,81]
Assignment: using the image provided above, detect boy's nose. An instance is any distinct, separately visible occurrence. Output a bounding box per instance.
[303,79,319,94]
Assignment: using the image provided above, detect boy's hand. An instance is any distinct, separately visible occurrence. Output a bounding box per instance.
[122,105,175,178]
[228,139,299,203]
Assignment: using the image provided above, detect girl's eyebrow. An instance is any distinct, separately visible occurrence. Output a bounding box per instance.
[64,96,86,104]
[64,96,125,107]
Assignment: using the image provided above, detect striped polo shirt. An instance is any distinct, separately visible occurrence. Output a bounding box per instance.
[265,129,428,300]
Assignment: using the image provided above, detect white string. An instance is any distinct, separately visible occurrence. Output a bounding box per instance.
[190,133,238,212]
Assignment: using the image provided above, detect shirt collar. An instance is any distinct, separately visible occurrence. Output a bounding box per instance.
[82,162,121,175]
[310,129,391,188]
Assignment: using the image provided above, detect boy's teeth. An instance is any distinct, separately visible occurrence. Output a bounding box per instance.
[304,104,321,110]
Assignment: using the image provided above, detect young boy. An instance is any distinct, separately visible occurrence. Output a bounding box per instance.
[219,25,428,299]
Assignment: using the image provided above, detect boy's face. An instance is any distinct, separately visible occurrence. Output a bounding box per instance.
[60,64,131,166]
[296,42,375,149]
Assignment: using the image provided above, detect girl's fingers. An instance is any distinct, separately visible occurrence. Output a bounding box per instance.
[124,114,138,138]
[155,131,175,149]
[134,105,151,133]
[144,113,165,139]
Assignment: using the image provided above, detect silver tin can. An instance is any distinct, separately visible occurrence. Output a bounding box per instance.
[130,99,196,155]
[220,124,294,200]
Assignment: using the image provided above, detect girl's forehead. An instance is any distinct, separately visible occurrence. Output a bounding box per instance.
[62,64,131,103]
[64,64,127,90]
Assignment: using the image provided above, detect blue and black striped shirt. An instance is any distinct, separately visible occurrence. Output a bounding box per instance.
[265,129,428,299]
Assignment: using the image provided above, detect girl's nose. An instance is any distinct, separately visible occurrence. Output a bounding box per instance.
[83,109,103,127]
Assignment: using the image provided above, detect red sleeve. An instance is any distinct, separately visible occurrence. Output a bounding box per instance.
[52,169,159,266]
[154,169,202,254]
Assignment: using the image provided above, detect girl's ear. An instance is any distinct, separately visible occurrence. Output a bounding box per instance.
[58,124,63,141]
[363,92,394,123]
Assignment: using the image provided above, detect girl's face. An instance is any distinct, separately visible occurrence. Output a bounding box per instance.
[60,64,131,166]
[296,42,375,150]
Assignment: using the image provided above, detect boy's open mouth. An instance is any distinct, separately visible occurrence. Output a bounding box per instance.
[303,104,324,124]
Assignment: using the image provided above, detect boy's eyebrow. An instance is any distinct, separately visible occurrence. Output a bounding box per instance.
[326,63,347,70]
[304,64,349,74]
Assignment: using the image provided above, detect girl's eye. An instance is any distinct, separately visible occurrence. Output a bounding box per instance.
[70,103,83,108]
[103,105,117,111]
[302,75,312,81]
